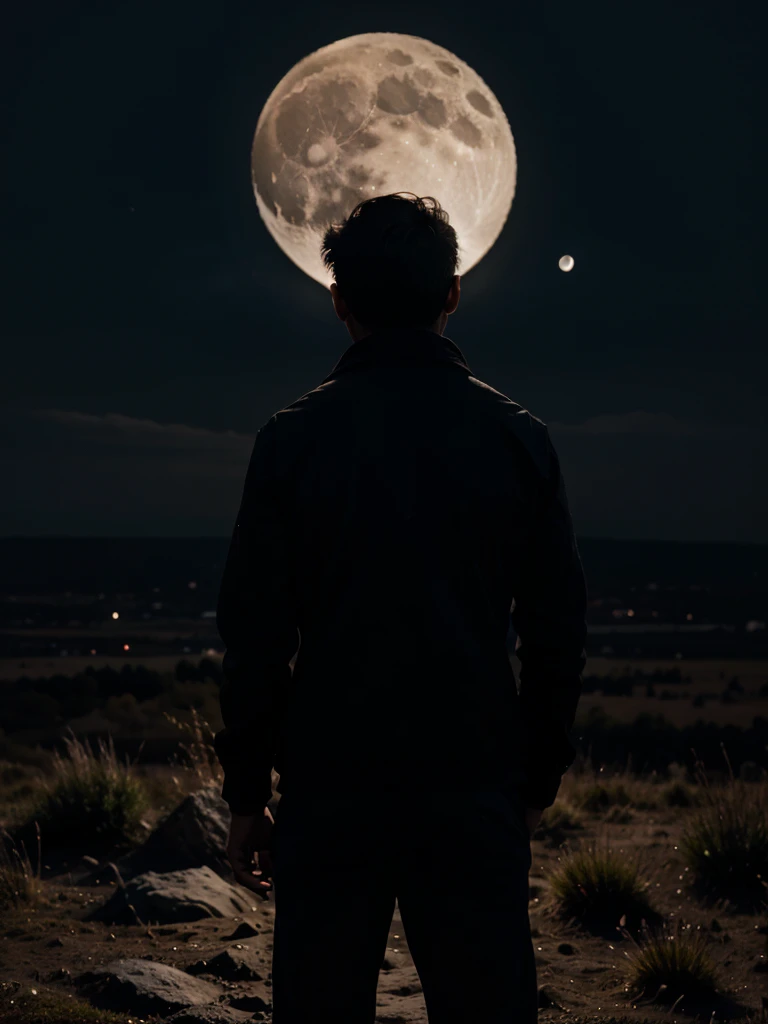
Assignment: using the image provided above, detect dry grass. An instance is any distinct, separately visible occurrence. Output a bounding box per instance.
[549,841,661,935]
[625,923,719,1005]
[681,764,768,907]
[162,705,222,799]
[0,826,41,912]
[19,730,148,850]
[559,766,701,814]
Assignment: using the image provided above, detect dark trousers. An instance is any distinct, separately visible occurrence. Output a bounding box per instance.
[271,786,537,1023]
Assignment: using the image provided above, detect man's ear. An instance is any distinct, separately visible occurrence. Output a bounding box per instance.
[330,282,349,322]
[445,275,460,316]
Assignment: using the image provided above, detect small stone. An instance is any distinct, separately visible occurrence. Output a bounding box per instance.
[228,991,272,1012]
[188,947,263,982]
[538,985,557,1008]
[225,921,259,940]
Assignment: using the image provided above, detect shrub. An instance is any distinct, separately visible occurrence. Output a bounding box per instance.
[535,801,583,846]
[662,780,698,807]
[626,924,718,1005]
[681,777,768,907]
[24,730,148,850]
[549,842,661,934]
[578,780,633,811]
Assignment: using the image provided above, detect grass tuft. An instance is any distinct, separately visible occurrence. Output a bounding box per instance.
[626,924,719,1004]
[0,828,41,912]
[21,730,148,851]
[549,842,661,935]
[681,774,768,907]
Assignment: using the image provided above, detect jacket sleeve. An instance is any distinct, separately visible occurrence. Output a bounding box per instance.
[510,426,588,809]
[214,416,299,816]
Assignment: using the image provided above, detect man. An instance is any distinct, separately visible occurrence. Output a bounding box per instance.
[215,192,588,1023]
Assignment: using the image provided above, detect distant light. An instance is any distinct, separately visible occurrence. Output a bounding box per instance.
[686,613,693,621]
[188,581,198,590]
[627,609,635,618]
[558,254,575,272]
[90,649,96,655]
[123,644,130,651]
[112,612,119,620]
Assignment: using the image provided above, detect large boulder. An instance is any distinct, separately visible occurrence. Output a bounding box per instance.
[82,785,280,885]
[128,786,232,877]
[90,866,254,925]
[77,958,221,1016]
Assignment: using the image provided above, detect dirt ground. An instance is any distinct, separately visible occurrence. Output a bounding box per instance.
[1,799,766,1023]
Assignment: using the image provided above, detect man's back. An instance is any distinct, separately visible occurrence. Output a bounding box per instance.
[215,326,588,813]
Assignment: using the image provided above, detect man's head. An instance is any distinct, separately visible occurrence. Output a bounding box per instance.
[321,192,461,341]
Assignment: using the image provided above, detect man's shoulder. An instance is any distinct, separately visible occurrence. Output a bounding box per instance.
[466,374,552,480]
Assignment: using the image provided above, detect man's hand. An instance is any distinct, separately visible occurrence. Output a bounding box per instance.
[524,807,544,838]
[227,807,275,899]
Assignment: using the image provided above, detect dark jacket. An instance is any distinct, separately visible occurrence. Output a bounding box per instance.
[215,326,588,814]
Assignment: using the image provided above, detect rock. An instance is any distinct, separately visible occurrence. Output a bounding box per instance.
[127,786,232,878]
[46,936,65,947]
[538,985,559,1008]
[89,866,253,925]
[47,967,71,981]
[82,785,258,886]
[557,942,575,955]
[77,958,221,1016]
[228,991,272,1012]
[710,918,722,931]
[188,945,265,981]
[165,1006,254,1024]
[225,921,260,940]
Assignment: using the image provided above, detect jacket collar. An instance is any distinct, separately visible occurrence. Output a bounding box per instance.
[323,327,472,383]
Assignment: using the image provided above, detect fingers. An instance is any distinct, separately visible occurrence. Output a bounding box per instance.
[259,848,274,880]
[229,847,274,900]
[233,865,273,899]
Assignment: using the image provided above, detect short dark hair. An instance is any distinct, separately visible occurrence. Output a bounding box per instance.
[320,192,459,330]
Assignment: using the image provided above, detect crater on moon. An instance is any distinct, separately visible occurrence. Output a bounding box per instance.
[466,89,493,117]
[377,75,421,115]
[387,49,414,66]
[251,32,517,286]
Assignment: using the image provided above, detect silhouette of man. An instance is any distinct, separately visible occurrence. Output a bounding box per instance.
[215,192,588,1023]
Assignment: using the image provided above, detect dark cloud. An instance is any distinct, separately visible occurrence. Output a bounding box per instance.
[549,413,766,543]
[2,408,764,542]
[1,410,254,536]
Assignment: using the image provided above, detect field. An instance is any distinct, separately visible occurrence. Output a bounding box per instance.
[0,653,767,1021]
[0,760,767,1023]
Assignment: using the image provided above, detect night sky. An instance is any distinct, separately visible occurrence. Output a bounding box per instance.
[2,1,763,541]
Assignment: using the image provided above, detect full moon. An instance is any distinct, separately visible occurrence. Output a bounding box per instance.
[559,254,575,272]
[251,33,517,287]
